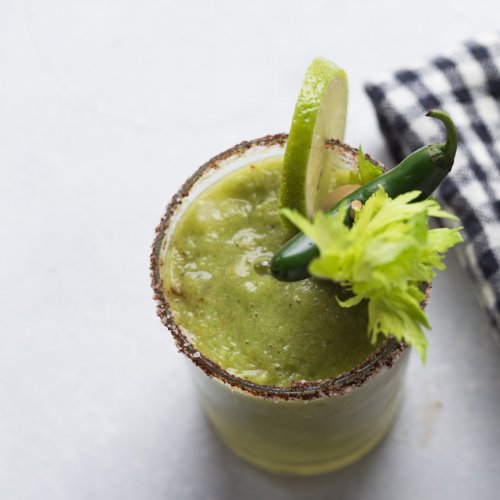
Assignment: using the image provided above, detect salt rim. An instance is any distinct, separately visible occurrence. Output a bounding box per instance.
[150,134,430,401]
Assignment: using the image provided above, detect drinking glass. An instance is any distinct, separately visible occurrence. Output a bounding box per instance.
[151,134,419,475]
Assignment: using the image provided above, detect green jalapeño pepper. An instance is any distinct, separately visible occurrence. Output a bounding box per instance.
[270,109,458,282]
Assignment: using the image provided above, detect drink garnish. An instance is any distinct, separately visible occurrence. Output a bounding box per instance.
[271,110,459,281]
[279,58,348,229]
[282,188,463,361]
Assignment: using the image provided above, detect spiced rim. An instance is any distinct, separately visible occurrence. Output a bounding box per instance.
[150,133,429,401]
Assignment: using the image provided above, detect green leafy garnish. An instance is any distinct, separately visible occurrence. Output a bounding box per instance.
[357,146,383,183]
[338,146,383,186]
[282,187,463,361]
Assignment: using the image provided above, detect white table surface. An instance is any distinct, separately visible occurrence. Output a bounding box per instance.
[2,1,500,499]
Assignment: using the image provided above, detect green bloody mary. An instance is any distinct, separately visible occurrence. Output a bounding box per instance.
[162,156,382,386]
[151,135,412,475]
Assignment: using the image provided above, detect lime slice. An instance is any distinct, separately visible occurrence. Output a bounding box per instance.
[280,58,348,226]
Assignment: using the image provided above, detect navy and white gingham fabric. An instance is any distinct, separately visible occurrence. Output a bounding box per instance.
[365,34,500,334]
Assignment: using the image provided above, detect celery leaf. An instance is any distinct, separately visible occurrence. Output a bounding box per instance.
[283,187,463,361]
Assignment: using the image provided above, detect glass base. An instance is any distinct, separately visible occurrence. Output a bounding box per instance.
[209,399,400,476]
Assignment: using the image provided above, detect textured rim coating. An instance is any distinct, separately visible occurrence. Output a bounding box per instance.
[150,134,429,401]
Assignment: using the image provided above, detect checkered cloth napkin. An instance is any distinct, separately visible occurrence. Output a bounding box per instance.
[365,34,500,333]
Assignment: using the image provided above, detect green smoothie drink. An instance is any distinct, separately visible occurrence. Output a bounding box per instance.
[151,58,460,475]
[163,155,382,386]
[151,136,413,475]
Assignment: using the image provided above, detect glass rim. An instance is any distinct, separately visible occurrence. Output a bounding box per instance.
[150,133,429,401]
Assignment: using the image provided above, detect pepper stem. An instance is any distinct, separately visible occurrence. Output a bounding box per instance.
[426,109,458,168]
